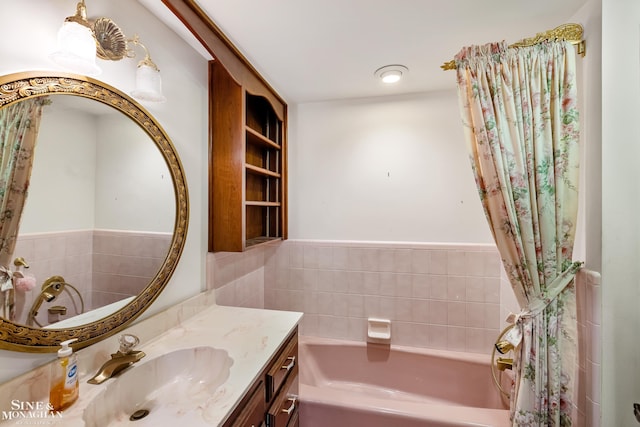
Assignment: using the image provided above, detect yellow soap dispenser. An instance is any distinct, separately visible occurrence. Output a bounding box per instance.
[49,338,79,411]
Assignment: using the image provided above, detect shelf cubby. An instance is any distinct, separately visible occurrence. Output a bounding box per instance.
[209,61,287,252]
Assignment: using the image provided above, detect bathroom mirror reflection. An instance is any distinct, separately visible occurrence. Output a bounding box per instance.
[0,72,188,351]
[12,95,175,329]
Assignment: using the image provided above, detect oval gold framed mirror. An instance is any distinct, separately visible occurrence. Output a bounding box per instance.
[0,71,188,352]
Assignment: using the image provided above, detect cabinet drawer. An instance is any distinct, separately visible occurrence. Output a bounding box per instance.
[230,381,266,427]
[266,372,298,427]
[266,335,297,401]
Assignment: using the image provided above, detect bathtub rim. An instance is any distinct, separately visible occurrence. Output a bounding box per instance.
[298,334,495,364]
[298,335,511,427]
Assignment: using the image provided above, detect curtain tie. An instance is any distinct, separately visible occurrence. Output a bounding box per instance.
[0,266,14,292]
[503,261,583,347]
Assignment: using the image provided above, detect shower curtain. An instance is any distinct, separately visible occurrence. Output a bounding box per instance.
[0,98,46,319]
[454,41,581,426]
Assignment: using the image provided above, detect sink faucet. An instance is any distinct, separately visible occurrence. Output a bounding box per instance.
[87,334,145,385]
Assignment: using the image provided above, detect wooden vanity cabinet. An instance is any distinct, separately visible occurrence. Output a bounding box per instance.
[223,328,298,427]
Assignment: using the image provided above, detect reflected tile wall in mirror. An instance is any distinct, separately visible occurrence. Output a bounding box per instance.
[11,230,171,327]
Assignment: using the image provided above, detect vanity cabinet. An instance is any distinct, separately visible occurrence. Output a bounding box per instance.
[209,60,287,252]
[223,328,298,427]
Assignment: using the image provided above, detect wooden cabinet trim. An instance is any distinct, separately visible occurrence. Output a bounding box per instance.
[161,0,286,115]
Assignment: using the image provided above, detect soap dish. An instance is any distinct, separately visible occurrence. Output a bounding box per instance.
[367,318,391,344]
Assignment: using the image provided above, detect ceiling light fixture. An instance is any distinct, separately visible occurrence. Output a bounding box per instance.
[50,0,166,103]
[374,64,408,84]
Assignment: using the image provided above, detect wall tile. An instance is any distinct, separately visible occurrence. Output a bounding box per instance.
[303,245,319,269]
[428,300,448,325]
[465,302,485,327]
[447,276,466,301]
[466,278,485,302]
[333,270,349,293]
[347,294,364,317]
[483,277,500,303]
[394,249,413,273]
[331,246,349,270]
[378,249,396,272]
[411,250,431,274]
[429,325,448,350]
[396,274,412,297]
[303,268,318,291]
[447,326,466,351]
[447,302,467,327]
[347,271,364,294]
[362,272,380,295]
[430,275,448,300]
[379,272,396,296]
[411,299,429,323]
[317,246,333,269]
[430,251,448,275]
[410,274,430,299]
[316,269,334,292]
[394,298,412,322]
[447,251,467,275]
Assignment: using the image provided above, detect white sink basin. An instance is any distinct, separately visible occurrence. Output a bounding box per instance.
[82,347,233,427]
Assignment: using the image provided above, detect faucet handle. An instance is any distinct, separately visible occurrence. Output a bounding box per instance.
[118,334,140,354]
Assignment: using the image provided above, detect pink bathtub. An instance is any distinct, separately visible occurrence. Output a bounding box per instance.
[298,336,510,427]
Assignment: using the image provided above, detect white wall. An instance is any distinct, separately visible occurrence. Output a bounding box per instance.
[289,90,493,243]
[95,114,174,232]
[21,100,175,234]
[0,0,209,380]
[601,0,640,425]
[21,104,98,233]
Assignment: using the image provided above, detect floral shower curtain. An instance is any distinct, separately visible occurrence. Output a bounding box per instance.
[0,98,46,319]
[454,41,581,426]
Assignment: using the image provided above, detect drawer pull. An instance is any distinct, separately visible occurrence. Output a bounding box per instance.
[281,356,295,371]
[281,398,297,415]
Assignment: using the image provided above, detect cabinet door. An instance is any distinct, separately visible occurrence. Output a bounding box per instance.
[229,381,266,427]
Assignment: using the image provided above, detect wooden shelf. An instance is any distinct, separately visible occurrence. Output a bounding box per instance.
[246,236,282,248]
[246,201,281,207]
[245,163,281,178]
[246,126,280,150]
[209,60,287,252]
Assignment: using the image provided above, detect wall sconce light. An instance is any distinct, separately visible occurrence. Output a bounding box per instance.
[50,0,166,103]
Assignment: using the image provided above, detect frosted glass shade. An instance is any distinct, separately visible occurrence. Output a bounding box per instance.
[49,21,101,76]
[131,64,166,103]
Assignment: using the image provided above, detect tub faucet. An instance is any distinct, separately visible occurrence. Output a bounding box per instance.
[496,357,513,371]
[87,334,145,384]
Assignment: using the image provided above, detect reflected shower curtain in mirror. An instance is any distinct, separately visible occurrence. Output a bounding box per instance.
[0,98,46,320]
[454,41,581,426]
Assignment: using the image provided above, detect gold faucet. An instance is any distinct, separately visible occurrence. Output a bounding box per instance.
[496,357,513,371]
[494,339,514,354]
[87,334,145,384]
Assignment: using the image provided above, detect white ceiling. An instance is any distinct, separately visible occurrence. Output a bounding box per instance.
[140,0,588,104]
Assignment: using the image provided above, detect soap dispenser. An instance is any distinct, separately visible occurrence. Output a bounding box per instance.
[49,338,79,411]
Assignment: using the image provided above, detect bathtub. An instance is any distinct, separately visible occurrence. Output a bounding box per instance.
[298,336,510,427]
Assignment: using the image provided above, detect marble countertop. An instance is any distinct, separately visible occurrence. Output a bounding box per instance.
[0,304,302,426]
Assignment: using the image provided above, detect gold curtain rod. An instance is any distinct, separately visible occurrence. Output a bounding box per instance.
[440,23,585,71]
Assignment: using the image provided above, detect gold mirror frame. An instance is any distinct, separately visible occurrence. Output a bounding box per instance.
[0,71,189,352]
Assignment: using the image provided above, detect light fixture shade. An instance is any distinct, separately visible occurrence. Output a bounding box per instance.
[131,64,166,103]
[50,21,101,76]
